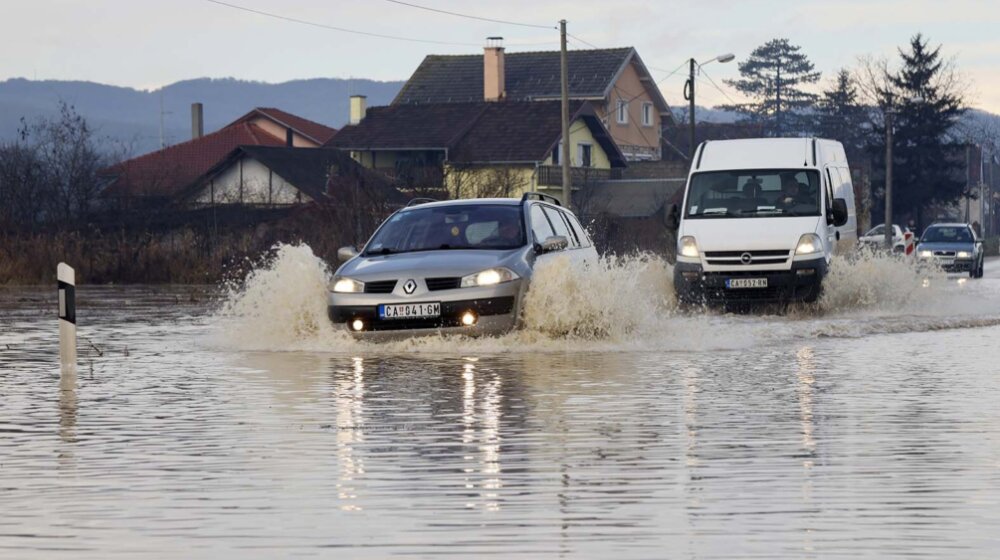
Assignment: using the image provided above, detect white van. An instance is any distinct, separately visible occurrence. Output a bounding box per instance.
[668,138,857,304]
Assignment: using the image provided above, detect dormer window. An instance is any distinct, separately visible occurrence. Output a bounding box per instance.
[616,98,628,124]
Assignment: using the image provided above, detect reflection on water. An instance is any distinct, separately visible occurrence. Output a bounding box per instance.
[2,285,1000,558]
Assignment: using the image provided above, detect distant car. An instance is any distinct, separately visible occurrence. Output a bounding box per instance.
[916,223,985,277]
[859,223,910,252]
[328,193,597,337]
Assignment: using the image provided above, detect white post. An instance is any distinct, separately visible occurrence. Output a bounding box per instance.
[58,263,77,371]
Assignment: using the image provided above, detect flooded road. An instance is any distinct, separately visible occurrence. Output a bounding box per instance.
[2,253,1000,558]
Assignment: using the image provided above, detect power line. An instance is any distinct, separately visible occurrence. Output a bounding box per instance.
[566,32,600,50]
[203,0,480,46]
[698,66,739,106]
[383,0,555,30]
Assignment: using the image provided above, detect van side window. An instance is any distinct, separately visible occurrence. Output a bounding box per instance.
[543,206,575,247]
[563,212,592,248]
[530,204,556,243]
[825,169,835,212]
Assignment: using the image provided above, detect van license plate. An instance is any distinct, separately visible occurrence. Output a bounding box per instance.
[726,278,768,289]
[379,302,441,319]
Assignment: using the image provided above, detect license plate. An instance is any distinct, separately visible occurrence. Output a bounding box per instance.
[726,278,768,289]
[379,302,441,319]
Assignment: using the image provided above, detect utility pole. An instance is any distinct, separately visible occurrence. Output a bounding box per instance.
[884,106,894,249]
[687,58,696,160]
[560,19,572,210]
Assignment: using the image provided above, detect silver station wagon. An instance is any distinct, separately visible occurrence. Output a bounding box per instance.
[328,193,597,337]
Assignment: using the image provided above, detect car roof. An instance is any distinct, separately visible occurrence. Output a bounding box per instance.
[399,197,568,212]
[926,223,971,228]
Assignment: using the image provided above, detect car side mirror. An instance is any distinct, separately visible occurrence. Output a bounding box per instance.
[665,203,680,231]
[337,246,359,262]
[537,235,568,254]
[830,198,848,227]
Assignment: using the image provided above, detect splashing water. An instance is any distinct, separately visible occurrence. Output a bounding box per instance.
[210,243,993,354]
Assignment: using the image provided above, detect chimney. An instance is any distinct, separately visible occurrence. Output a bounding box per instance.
[191,102,204,139]
[483,37,505,102]
[349,95,367,125]
[285,127,294,147]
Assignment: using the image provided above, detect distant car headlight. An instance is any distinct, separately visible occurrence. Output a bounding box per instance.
[795,233,823,255]
[956,250,972,259]
[918,250,933,258]
[460,267,519,288]
[679,236,699,258]
[332,277,365,293]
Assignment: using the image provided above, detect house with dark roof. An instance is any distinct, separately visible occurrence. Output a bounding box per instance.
[182,146,405,207]
[328,99,627,201]
[393,42,672,161]
[101,104,337,202]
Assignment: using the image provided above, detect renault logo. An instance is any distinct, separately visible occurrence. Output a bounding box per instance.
[403,279,417,294]
[740,252,753,264]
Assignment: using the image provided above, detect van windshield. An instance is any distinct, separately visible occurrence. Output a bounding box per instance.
[685,169,821,219]
[364,204,525,255]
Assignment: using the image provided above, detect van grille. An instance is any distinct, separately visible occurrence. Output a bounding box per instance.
[704,249,791,266]
[426,277,462,291]
[364,280,397,294]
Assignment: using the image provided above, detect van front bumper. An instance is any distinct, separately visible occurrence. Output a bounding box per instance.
[674,257,827,304]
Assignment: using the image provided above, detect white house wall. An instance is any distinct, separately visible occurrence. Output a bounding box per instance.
[193,156,312,206]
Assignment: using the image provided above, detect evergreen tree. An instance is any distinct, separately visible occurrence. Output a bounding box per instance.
[870,34,965,227]
[815,69,870,157]
[721,38,820,136]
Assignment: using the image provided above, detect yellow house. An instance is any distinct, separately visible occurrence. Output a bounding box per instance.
[327,97,627,203]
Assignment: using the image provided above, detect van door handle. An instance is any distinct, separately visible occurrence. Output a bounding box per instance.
[835,231,841,241]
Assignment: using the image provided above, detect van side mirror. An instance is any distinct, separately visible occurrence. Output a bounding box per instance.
[665,203,680,231]
[537,235,568,254]
[337,246,359,262]
[830,199,848,227]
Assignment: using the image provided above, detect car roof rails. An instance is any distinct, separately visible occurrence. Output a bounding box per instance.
[521,192,561,206]
[405,197,439,208]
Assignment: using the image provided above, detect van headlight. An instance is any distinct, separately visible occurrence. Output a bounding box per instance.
[956,250,972,259]
[679,236,699,258]
[332,277,364,293]
[795,234,823,255]
[461,267,519,288]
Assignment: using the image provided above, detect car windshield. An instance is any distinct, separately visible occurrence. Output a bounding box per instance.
[364,204,525,255]
[922,226,972,243]
[685,169,821,218]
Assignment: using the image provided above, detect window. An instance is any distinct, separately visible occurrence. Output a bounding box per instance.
[685,169,821,219]
[642,102,654,127]
[529,204,555,243]
[543,206,574,247]
[563,212,591,247]
[577,143,592,167]
[364,204,526,254]
[616,98,628,124]
[551,142,562,165]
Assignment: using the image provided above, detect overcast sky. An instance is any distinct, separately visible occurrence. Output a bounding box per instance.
[3,0,999,112]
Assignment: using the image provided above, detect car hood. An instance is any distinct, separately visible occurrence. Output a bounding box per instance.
[681,217,820,252]
[917,241,974,253]
[337,248,526,280]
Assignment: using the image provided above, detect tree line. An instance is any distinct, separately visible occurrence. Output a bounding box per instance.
[718,34,980,230]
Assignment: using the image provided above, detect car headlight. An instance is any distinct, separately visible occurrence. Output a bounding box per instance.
[918,250,933,258]
[460,267,519,288]
[956,251,971,259]
[795,233,823,255]
[678,236,699,258]
[331,277,364,293]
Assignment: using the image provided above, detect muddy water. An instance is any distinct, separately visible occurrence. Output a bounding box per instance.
[2,253,1000,558]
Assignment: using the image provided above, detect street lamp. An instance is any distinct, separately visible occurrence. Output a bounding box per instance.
[684,53,735,159]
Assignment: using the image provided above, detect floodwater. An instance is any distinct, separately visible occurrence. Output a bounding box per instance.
[2,248,1000,559]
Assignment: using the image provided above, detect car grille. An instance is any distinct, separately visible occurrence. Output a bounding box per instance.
[364,280,397,294]
[704,249,791,266]
[933,250,956,257]
[425,277,462,291]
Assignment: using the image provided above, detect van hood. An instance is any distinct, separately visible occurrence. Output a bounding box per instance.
[337,248,526,280]
[681,217,819,252]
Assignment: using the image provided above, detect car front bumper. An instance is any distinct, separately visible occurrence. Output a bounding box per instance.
[328,280,522,338]
[674,257,828,305]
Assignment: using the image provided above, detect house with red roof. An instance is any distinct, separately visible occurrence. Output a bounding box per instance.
[100,104,337,203]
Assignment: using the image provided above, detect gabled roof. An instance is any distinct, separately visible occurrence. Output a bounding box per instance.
[189,146,406,204]
[228,107,338,144]
[328,100,627,167]
[101,122,285,198]
[393,47,671,117]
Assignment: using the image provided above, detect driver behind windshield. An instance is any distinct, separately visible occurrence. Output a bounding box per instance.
[778,173,810,209]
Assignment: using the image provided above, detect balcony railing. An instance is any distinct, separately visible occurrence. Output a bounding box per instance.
[537,165,622,187]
